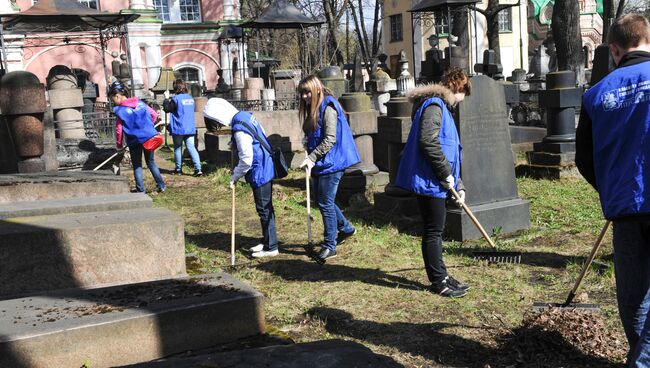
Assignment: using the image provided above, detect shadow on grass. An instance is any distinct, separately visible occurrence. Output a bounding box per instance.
[255,257,429,291]
[307,307,622,368]
[187,232,263,253]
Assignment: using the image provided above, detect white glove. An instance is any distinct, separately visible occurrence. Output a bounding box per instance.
[229,177,236,189]
[455,189,466,206]
[300,156,315,171]
[163,90,170,99]
[441,175,455,190]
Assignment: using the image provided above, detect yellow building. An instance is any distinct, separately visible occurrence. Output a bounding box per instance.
[383,0,528,79]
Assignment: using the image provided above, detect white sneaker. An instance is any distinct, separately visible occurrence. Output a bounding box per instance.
[252,249,279,258]
[248,243,264,252]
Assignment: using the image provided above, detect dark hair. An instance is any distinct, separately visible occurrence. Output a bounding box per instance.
[173,79,188,93]
[108,80,129,97]
[441,67,472,96]
[608,13,650,49]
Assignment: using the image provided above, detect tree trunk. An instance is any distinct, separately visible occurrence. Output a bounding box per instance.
[473,0,520,65]
[552,0,584,84]
[602,0,615,42]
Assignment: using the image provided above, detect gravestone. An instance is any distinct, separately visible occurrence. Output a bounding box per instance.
[447,75,530,239]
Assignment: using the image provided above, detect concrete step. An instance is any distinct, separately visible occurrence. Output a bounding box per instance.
[0,193,152,219]
[123,339,403,368]
[0,207,186,299]
[0,274,265,368]
[0,171,130,203]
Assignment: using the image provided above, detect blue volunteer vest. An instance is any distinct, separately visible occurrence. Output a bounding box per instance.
[231,111,275,188]
[306,96,360,176]
[113,100,158,146]
[169,93,196,135]
[583,60,650,219]
[395,97,461,198]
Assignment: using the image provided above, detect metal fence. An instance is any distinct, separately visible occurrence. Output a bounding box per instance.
[230,99,300,112]
[52,102,116,143]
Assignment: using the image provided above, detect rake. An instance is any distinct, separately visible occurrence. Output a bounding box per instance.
[532,220,611,312]
[304,166,324,265]
[449,187,522,264]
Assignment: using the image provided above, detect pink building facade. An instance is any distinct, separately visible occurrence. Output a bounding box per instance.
[5,0,243,100]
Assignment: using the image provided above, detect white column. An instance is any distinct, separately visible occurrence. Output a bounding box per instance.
[145,44,162,88]
[129,0,146,10]
[223,0,236,20]
[128,44,144,87]
[220,42,233,86]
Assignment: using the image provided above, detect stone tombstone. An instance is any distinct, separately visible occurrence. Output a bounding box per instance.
[448,75,530,240]
[352,54,365,92]
[318,66,346,98]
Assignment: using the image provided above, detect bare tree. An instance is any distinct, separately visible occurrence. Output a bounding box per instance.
[322,0,350,66]
[348,0,383,72]
[471,0,520,64]
[551,0,584,84]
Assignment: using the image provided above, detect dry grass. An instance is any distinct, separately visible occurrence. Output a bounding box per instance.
[139,150,625,367]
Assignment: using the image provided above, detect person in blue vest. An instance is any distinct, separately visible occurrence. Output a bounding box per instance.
[298,75,360,263]
[164,79,203,176]
[576,14,650,366]
[110,80,166,193]
[395,67,471,298]
[203,97,278,258]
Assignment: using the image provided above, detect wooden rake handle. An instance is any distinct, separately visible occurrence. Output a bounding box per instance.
[93,147,127,171]
[231,185,236,267]
[448,187,497,249]
[564,220,611,306]
[306,166,312,245]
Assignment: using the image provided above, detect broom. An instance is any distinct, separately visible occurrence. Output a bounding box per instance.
[449,187,522,264]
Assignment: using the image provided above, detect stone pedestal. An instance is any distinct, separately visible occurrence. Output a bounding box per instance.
[519,71,582,179]
[373,96,414,216]
[337,93,381,202]
[318,66,347,99]
[0,71,48,173]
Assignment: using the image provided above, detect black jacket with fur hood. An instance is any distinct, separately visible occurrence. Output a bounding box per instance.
[406,84,464,191]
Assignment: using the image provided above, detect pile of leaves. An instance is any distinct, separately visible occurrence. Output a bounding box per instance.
[495,308,627,367]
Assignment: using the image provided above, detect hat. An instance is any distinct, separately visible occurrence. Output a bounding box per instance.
[108,79,127,96]
[203,97,239,127]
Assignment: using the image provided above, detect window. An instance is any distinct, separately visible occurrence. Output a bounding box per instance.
[433,10,450,35]
[153,0,170,22]
[180,0,201,22]
[154,0,201,23]
[498,7,512,32]
[389,14,403,42]
[177,67,200,84]
[78,0,98,9]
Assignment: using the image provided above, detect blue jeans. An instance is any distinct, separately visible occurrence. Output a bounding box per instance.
[252,181,278,251]
[129,143,165,193]
[613,220,650,367]
[313,170,355,251]
[172,134,202,172]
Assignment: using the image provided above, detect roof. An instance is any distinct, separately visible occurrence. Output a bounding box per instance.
[240,0,324,29]
[0,0,139,33]
[410,0,481,12]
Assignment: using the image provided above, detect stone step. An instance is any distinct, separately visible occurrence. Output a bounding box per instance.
[0,274,265,368]
[123,339,402,368]
[0,207,186,299]
[0,193,152,219]
[0,171,130,203]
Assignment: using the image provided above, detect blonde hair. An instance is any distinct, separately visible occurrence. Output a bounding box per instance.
[298,75,333,134]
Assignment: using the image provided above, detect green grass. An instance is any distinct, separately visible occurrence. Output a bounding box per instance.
[143,152,625,367]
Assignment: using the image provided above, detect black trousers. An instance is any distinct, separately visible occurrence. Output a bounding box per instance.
[417,195,448,286]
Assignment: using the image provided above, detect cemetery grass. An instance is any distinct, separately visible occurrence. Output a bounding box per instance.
[146,157,625,367]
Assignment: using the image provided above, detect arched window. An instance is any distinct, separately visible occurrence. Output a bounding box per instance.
[177,67,201,85]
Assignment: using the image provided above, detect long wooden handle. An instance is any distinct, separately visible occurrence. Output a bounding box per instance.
[231,186,236,266]
[93,147,127,171]
[564,220,611,306]
[449,187,497,249]
[306,166,312,245]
